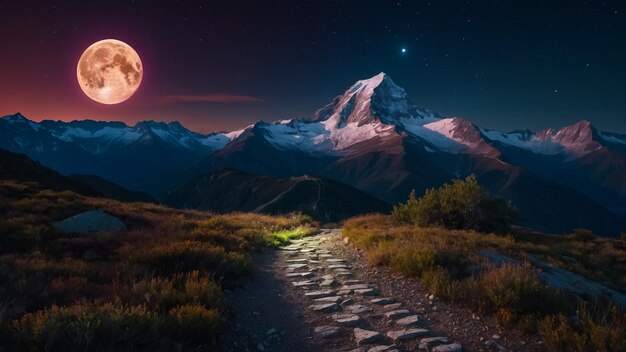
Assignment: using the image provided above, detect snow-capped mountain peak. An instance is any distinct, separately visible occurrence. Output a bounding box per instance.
[312,73,439,129]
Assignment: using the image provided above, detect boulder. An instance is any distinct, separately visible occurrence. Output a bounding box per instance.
[53,210,125,234]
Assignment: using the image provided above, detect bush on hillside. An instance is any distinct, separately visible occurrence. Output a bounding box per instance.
[392,175,517,234]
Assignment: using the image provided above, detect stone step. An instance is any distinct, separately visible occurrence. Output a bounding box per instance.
[314,326,343,338]
[345,304,373,314]
[382,303,403,312]
[313,296,343,304]
[384,310,411,319]
[418,337,450,350]
[371,298,394,305]
[304,290,335,299]
[395,315,420,327]
[310,303,340,312]
[386,328,429,343]
[432,343,462,352]
[354,328,384,346]
[332,313,362,326]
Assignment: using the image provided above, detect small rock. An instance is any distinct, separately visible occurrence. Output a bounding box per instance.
[396,315,420,327]
[285,258,307,263]
[340,298,354,306]
[315,326,343,338]
[492,334,500,340]
[346,304,373,314]
[419,336,450,350]
[428,294,435,300]
[432,343,462,352]
[304,290,334,299]
[386,328,429,342]
[384,309,411,319]
[354,328,383,346]
[356,288,380,296]
[333,313,362,326]
[371,298,394,305]
[314,296,342,304]
[327,259,346,263]
[367,345,398,352]
[343,237,350,244]
[310,303,339,312]
[266,328,278,335]
[382,303,403,311]
[292,280,316,287]
[256,342,265,351]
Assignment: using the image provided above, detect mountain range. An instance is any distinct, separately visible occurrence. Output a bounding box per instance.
[2,73,625,235]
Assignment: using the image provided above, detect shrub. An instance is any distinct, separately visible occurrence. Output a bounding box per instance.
[134,241,251,279]
[11,303,166,351]
[167,304,220,343]
[127,271,222,313]
[392,175,517,234]
[472,264,571,327]
[539,301,626,352]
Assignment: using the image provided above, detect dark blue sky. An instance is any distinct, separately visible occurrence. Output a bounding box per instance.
[1,0,625,133]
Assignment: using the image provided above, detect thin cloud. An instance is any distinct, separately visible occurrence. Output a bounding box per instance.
[159,94,265,104]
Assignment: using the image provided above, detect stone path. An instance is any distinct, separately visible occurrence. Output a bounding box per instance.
[278,229,463,352]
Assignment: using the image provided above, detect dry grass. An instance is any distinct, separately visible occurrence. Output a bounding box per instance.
[343,214,626,351]
[0,180,316,350]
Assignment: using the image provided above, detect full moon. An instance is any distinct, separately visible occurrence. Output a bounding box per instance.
[77,39,142,104]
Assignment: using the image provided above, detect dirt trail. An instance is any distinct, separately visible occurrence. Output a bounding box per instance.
[219,229,544,352]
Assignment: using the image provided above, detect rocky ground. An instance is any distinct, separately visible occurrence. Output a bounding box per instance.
[219,229,545,352]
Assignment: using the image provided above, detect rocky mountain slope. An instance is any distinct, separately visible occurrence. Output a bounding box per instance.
[164,168,391,221]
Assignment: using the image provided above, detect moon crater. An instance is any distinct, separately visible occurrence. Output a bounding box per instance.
[77,39,142,104]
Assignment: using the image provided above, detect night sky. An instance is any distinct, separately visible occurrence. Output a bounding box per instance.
[1,1,625,133]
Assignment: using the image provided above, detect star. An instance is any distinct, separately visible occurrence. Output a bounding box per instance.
[401,48,407,53]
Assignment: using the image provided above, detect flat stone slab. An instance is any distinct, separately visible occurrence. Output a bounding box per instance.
[327,259,346,263]
[320,278,337,286]
[304,290,335,299]
[315,326,343,338]
[367,345,399,352]
[371,298,394,305]
[340,284,370,290]
[384,310,411,319]
[396,315,420,327]
[285,272,313,278]
[311,303,339,312]
[292,280,316,287]
[329,264,350,269]
[382,303,403,311]
[285,258,308,263]
[335,272,354,278]
[354,328,383,346]
[356,288,379,296]
[319,254,333,258]
[332,313,362,326]
[419,337,449,350]
[314,296,342,304]
[432,343,462,352]
[387,328,429,342]
[285,264,308,269]
[345,304,372,314]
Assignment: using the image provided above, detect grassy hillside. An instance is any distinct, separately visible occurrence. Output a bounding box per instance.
[343,214,626,351]
[0,180,315,351]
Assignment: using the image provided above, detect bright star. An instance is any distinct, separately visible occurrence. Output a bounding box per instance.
[401,48,407,53]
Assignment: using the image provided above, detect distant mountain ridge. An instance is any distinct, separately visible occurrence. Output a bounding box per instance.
[0,149,155,203]
[164,168,391,221]
[2,72,625,235]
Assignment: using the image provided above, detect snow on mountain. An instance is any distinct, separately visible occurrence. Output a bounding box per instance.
[481,120,610,159]
[0,114,233,154]
[423,118,500,156]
